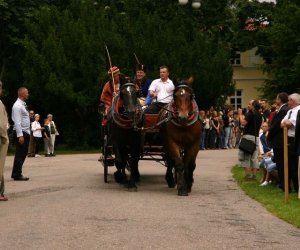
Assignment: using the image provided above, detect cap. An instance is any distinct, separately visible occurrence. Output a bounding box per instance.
[107,66,120,75]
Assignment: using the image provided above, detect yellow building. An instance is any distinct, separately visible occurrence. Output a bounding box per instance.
[228,48,269,109]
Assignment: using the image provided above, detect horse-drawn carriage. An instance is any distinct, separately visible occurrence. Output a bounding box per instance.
[99,79,201,196]
[99,111,166,183]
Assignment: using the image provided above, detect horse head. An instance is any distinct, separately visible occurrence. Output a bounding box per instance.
[119,82,139,120]
[173,77,195,123]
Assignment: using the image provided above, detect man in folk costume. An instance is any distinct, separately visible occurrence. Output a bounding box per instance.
[133,64,152,106]
[99,66,122,161]
[100,66,121,115]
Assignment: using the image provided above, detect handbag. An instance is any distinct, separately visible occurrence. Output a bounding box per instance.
[238,112,257,155]
[239,138,256,155]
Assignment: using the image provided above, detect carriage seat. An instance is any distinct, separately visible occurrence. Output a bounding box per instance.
[143,114,160,133]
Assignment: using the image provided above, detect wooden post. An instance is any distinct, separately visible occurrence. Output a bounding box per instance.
[283,127,289,203]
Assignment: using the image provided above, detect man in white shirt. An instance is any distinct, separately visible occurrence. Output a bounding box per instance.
[11,87,30,181]
[145,65,174,114]
[281,93,300,193]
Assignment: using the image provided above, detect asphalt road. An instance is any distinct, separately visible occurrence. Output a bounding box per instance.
[1,150,300,250]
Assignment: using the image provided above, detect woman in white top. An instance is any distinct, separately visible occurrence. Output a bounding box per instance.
[31,114,43,157]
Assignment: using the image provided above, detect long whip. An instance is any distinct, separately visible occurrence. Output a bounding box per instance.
[133,53,140,65]
[105,44,116,93]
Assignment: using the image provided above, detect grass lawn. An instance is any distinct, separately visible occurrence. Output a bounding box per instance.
[232,165,300,228]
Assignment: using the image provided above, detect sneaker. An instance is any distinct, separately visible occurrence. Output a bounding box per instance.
[260,181,269,186]
[35,154,41,158]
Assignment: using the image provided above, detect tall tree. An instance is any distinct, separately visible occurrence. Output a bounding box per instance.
[20,0,234,147]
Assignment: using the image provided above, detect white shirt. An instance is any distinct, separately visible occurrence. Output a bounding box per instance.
[148,78,174,103]
[281,105,300,137]
[31,121,42,137]
[204,118,210,129]
[12,98,30,137]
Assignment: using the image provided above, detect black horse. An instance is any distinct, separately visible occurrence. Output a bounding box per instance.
[159,78,202,196]
[108,82,143,191]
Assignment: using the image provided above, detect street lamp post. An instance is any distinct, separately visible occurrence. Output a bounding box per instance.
[178,0,201,9]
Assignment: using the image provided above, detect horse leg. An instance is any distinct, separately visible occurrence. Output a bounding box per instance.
[184,146,198,193]
[126,136,141,191]
[114,146,127,184]
[165,155,176,188]
[127,160,138,192]
[169,146,188,196]
[175,159,188,196]
[114,161,126,184]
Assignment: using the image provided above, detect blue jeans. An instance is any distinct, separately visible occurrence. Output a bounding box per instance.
[224,127,232,148]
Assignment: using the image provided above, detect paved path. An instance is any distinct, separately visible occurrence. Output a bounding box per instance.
[1,150,300,250]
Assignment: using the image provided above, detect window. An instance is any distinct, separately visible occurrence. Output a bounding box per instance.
[230,90,243,109]
[230,50,241,65]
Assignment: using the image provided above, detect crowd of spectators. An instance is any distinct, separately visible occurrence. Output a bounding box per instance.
[198,106,244,150]
[201,94,300,197]
[234,93,300,197]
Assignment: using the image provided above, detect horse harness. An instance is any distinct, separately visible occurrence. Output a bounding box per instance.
[110,83,143,129]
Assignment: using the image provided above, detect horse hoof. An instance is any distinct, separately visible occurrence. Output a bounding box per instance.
[178,189,188,196]
[166,180,176,188]
[114,171,126,184]
[165,175,176,188]
[127,186,138,192]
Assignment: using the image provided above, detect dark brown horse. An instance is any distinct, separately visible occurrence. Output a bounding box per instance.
[109,82,143,191]
[160,78,202,196]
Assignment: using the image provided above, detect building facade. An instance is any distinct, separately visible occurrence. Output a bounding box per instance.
[229,48,269,109]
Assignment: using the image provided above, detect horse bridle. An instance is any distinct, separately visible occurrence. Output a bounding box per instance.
[173,84,195,101]
[111,83,143,129]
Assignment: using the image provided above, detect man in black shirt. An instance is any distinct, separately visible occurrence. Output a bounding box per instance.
[260,99,270,122]
[267,92,289,191]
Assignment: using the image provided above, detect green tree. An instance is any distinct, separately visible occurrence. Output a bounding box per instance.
[20,0,234,147]
[232,0,300,98]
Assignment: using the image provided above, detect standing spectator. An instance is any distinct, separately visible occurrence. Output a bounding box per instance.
[260,99,270,122]
[209,111,219,149]
[0,80,9,200]
[268,101,277,124]
[11,87,30,181]
[47,114,59,157]
[238,100,263,180]
[294,109,300,198]
[198,110,206,150]
[204,110,211,149]
[267,92,289,191]
[223,109,234,149]
[235,108,246,147]
[232,111,239,148]
[217,111,225,149]
[31,114,43,157]
[42,118,51,157]
[27,110,35,157]
[281,93,300,193]
[145,65,174,114]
